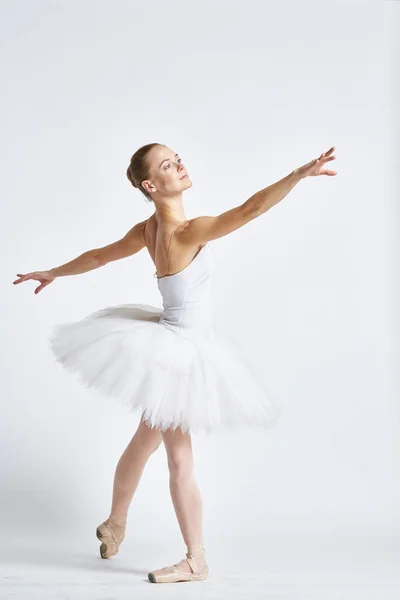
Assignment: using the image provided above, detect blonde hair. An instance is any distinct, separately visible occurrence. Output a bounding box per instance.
[126,142,164,203]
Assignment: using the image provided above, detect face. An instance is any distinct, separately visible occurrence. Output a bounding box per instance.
[143,145,192,198]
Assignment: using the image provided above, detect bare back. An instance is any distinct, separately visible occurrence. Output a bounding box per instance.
[142,215,205,279]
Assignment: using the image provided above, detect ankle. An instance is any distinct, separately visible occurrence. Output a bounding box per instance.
[108,515,127,527]
[186,544,206,558]
[186,544,207,572]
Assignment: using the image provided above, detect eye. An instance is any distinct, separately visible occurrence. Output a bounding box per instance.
[165,158,183,169]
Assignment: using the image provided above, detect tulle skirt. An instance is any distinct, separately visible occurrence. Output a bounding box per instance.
[48,303,282,435]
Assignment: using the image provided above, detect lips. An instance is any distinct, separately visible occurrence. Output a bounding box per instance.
[180,174,188,179]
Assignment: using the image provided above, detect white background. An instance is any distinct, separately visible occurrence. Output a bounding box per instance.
[1,0,399,597]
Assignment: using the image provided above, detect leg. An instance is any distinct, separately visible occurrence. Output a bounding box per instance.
[109,414,162,519]
[162,426,204,551]
[147,426,208,581]
[96,414,162,559]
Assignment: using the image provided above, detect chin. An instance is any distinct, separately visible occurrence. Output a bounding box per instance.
[181,177,193,190]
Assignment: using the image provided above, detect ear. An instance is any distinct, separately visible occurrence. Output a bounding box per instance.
[142,180,156,194]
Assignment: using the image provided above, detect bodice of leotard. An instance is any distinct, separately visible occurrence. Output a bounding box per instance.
[156,243,214,339]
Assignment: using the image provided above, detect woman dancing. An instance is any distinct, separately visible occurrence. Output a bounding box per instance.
[13,143,336,583]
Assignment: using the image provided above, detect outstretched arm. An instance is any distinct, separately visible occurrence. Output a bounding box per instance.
[182,146,336,245]
[13,219,148,294]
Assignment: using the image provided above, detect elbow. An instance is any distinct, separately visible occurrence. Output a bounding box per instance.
[243,197,263,220]
[91,249,106,266]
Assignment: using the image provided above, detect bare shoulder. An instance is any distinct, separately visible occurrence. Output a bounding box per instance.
[94,218,148,265]
[180,203,259,245]
[121,218,148,246]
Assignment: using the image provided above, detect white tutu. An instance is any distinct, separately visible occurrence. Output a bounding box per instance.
[48,244,281,434]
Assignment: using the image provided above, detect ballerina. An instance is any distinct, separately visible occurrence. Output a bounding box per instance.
[13,142,336,583]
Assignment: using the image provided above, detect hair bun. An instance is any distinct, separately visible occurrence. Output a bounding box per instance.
[126,166,136,187]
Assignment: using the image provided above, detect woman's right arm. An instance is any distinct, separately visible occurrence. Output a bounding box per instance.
[183,147,336,244]
[13,219,148,294]
[12,249,102,295]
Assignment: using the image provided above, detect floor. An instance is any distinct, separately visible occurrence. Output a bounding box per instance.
[1,533,399,599]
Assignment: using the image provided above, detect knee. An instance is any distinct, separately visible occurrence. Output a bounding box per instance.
[167,451,193,482]
[151,439,163,454]
[143,436,162,456]
[132,432,162,456]
[135,419,163,454]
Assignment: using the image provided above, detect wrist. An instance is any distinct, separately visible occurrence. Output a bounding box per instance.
[291,168,304,182]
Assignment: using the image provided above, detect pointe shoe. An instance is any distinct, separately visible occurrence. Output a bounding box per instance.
[96,517,126,559]
[148,547,209,583]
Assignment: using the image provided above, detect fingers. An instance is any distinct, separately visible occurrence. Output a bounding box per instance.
[35,280,52,294]
[318,146,337,175]
[318,146,335,161]
[13,272,43,286]
[13,273,30,284]
[317,153,336,163]
[322,146,335,156]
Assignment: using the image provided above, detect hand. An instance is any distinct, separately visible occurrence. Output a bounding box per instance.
[13,270,56,295]
[295,146,337,179]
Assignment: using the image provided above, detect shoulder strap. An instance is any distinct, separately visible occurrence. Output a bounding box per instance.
[140,219,147,245]
[166,223,181,275]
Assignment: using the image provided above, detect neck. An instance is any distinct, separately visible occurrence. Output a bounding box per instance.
[153,197,187,225]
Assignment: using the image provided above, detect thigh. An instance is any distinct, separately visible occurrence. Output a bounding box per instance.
[128,414,163,453]
[161,426,193,472]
